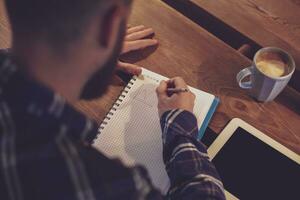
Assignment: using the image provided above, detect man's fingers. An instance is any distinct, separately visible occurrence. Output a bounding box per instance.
[122,39,158,54]
[127,25,145,34]
[170,77,195,98]
[156,81,168,98]
[117,61,142,75]
[125,28,154,41]
[122,25,158,54]
[170,77,188,88]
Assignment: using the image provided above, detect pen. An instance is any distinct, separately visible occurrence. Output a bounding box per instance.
[167,88,189,93]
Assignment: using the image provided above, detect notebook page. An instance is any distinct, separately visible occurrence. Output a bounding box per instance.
[142,68,215,129]
[93,68,215,194]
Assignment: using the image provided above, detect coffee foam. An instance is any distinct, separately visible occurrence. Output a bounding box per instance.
[256,51,288,78]
[256,60,286,77]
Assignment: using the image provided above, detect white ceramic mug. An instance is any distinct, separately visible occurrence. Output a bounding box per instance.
[237,47,295,102]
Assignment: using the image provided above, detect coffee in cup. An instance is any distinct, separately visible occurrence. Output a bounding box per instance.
[256,51,289,78]
[237,47,295,102]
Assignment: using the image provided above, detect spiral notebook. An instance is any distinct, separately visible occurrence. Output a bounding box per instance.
[92,68,219,194]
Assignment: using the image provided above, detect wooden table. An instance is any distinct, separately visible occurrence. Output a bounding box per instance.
[0,0,299,153]
[165,0,300,91]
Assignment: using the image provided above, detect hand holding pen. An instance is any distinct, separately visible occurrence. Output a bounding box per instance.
[156,77,196,117]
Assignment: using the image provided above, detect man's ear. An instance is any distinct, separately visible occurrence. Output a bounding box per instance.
[99,4,124,48]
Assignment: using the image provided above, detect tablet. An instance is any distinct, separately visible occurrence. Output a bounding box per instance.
[207,118,300,200]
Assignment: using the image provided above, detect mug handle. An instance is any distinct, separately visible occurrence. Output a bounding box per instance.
[236,66,253,89]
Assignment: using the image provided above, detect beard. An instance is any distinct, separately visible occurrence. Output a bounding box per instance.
[80,20,126,100]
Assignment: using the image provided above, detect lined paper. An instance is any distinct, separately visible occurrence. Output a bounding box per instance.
[93,68,215,194]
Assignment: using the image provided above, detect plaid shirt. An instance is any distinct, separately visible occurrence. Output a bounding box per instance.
[0,50,225,200]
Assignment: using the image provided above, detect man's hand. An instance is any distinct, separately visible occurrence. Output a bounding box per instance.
[117,25,158,75]
[122,25,158,54]
[156,77,196,117]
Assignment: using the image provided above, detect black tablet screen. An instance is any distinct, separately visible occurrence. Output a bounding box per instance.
[212,127,300,199]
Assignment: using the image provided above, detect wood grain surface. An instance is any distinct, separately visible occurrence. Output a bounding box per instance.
[175,0,300,91]
[0,0,299,153]
[186,0,300,67]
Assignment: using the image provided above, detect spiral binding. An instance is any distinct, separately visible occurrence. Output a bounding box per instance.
[93,77,138,142]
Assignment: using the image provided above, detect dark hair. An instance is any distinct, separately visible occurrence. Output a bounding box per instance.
[5,0,109,45]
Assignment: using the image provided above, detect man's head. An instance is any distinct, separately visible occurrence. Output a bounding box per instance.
[5,0,132,101]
